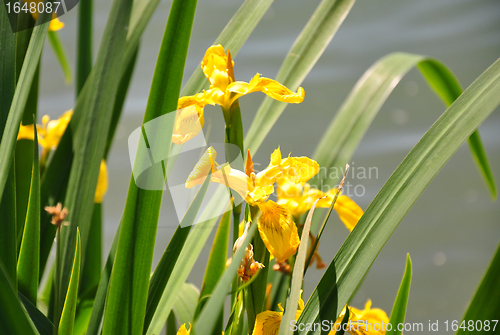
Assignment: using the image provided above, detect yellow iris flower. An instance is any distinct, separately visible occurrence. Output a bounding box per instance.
[186,146,319,262]
[276,179,364,231]
[28,1,64,31]
[17,110,73,153]
[173,45,305,144]
[330,300,390,335]
[17,111,108,203]
[252,296,305,335]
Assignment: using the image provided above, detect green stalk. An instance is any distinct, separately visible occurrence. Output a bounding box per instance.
[77,0,93,95]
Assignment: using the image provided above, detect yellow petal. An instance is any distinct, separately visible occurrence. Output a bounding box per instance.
[17,124,36,141]
[334,195,363,231]
[49,17,64,31]
[257,201,300,262]
[94,160,108,203]
[329,300,389,335]
[185,147,249,199]
[228,73,305,104]
[350,299,389,326]
[43,110,73,150]
[185,146,218,188]
[201,45,233,90]
[280,156,320,184]
[172,104,205,145]
[177,323,191,335]
[252,310,283,335]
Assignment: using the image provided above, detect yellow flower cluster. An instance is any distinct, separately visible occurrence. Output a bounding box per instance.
[185,146,363,263]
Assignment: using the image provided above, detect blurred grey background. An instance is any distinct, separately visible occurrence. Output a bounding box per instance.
[38,0,500,332]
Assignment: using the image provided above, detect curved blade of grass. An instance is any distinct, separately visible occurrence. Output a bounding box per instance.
[0,2,17,288]
[19,291,54,335]
[55,0,133,324]
[17,123,40,305]
[58,229,81,335]
[312,53,496,199]
[279,199,320,335]
[245,0,356,154]
[77,0,93,95]
[0,8,51,204]
[173,283,200,326]
[0,261,38,335]
[48,31,72,84]
[144,172,211,330]
[191,222,258,335]
[297,57,500,334]
[387,254,412,335]
[456,241,500,335]
[102,1,196,333]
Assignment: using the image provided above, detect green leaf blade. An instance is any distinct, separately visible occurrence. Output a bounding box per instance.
[17,124,40,305]
[48,31,72,84]
[0,262,38,335]
[387,254,412,335]
[456,241,500,335]
[58,229,82,335]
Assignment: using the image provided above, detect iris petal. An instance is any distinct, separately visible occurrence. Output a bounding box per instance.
[257,201,300,262]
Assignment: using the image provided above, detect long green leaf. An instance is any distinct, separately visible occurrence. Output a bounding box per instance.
[279,200,320,335]
[144,171,212,330]
[17,123,40,304]
[0,261,38,335]
[386,255,412,335]
[312,53,496,199]
[77,0,93,94]
[297,57,500,334]
[58,229,81,335]
[191,222,258,335]
[48,31,72,84]
[0,4,51,204]
[0,0,18,288]
[456,241,500,335]
[245,0,356,154]
[102,0,196,333]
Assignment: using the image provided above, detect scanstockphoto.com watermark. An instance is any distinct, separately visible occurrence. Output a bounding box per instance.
[127,108,378,226]
[290,319,499,333]
[290,320,425,333]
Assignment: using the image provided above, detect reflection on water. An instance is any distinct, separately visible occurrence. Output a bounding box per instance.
[38,0,499,329]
